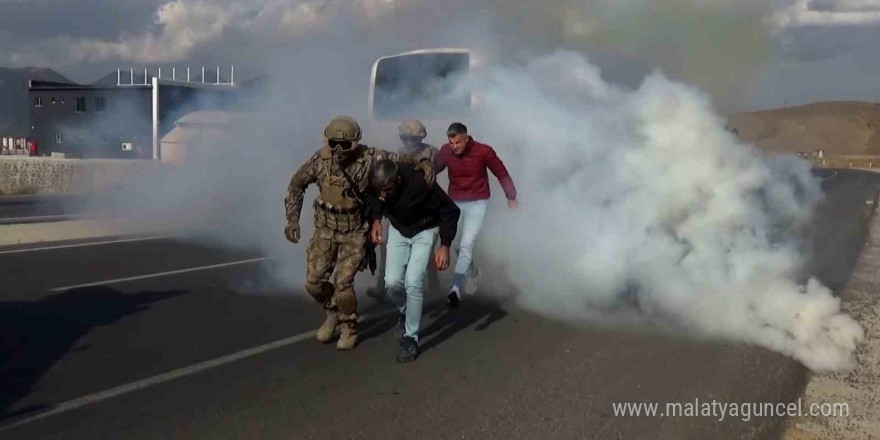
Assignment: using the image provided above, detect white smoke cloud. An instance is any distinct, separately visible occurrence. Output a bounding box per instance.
[468,51,863,371]
[61,1,863,372]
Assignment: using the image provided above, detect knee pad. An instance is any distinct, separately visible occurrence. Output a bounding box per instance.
[334,288,357,315]
[305,280,334,303]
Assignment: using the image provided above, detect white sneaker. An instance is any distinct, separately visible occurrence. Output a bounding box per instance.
[464,268,481,295]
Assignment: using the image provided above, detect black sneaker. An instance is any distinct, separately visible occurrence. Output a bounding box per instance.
[397,336,419,363]
[395,313,406,340]
[447,286,461,308]
[366,286,387,302]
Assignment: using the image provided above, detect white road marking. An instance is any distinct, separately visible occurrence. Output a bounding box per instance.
[0,235,175,255]
[823,170,839,181]
[49,257,271,292]
[0,308,397,432]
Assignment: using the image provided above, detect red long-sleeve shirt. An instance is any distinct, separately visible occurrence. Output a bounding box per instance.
[434,137,517,202]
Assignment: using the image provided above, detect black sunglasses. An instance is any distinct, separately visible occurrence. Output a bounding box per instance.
[329,139,356,152]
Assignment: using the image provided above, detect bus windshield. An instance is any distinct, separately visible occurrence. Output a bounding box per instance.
[371,51,470,120]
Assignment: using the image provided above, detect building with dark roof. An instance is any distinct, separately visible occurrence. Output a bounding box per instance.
[28,67,239,159]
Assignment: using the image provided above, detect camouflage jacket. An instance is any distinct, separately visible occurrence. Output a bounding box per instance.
[285,144,427,232]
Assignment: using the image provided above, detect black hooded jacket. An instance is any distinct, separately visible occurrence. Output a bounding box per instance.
[374,165,460,246]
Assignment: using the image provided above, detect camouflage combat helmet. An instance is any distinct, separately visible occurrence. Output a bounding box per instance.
[398,119,427,138]
[324,116,362,142]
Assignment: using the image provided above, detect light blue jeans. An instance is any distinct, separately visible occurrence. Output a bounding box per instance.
[452,199,489,290]
[385,225,439,341]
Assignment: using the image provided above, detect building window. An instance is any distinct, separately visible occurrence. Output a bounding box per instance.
[55,133,63,144]
[51,97,57,104]
[75,97,86,112]
[34,97,43,107]
[95,96,106,112]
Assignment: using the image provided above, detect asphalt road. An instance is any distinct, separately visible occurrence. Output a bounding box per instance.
[0,168,876,440]
[808,169,880,291]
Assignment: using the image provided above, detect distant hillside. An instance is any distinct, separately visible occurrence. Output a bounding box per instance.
[0,67,73,136]
[727,101,880,156]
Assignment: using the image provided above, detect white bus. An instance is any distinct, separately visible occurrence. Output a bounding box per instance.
[365,48,474,147]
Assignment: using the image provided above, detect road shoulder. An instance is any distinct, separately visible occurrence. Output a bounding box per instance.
[785,190,880,440]
[0,218,162,247]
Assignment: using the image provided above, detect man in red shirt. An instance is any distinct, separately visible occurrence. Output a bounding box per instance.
[434,122,518,307]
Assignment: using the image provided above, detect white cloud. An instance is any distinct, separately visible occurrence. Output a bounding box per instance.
[7,0,413,65]
[772,0,880,28]
[66,0,295,63]
[810,0,880,12]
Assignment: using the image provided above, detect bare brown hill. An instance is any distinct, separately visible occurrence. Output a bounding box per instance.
[727,101,880,156]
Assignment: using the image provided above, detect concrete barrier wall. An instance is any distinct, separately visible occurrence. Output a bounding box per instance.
[0,157,157,195]
[2,152,876,196]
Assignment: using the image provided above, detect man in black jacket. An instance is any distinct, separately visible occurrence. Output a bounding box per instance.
[368,159,460,362]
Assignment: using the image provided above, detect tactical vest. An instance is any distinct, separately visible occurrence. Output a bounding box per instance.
[401,143,438,164]
[313,146,373,233]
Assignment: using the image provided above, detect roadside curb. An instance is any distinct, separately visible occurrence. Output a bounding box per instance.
[0,217,164,247]
[0,194,90,205]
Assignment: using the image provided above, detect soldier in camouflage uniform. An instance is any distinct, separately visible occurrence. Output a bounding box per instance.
[367,119,441,302]
[284,116,435,350]
[398,119,439,163]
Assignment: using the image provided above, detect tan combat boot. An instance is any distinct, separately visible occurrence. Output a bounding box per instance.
[316,308,339,343]
[336,315,358,350]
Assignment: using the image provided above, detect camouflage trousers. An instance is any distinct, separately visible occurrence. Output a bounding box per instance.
[304,227,367,318]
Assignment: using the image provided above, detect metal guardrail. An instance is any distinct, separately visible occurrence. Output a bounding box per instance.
[116,66,235,86]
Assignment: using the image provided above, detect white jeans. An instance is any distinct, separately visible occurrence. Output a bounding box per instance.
[452,199,488,290]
